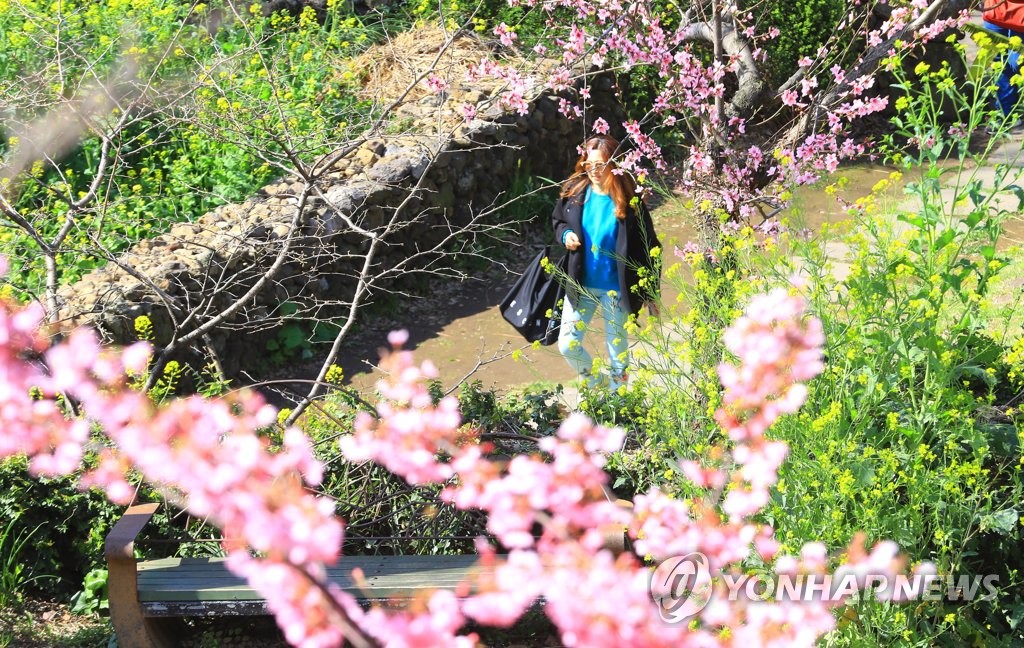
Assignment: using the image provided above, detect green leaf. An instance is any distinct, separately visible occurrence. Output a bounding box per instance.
[965,179,985,206]
[941,270,964,291]
[956,365,997,388]
[1006,602,1024,630]
[978,508,1019,535]
[907,345,927,363]
[70,590,93,615]
[852,461,875,487]
[83,568,107,590]
[976,423,1021,457]
[1008,184,1024,211]
[934,229,955,251]
[897,212,925,228]
[312,320,342,343]
[279,324,307,350]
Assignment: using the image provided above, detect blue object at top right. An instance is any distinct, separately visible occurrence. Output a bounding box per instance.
[983,0,1024,115]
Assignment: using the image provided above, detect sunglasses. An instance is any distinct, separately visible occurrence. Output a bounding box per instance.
[582,161,610,172]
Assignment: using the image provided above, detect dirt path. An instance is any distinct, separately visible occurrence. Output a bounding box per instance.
[274,168,897,399]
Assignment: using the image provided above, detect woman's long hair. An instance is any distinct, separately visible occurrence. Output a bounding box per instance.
[559,134,637,220]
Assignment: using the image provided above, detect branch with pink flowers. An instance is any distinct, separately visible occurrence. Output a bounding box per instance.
[442,0,968,243]
[0,270,934,646]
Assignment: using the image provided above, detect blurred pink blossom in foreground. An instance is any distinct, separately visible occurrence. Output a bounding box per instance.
[0,282,932,647]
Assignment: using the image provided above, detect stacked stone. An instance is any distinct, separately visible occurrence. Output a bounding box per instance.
[57,71,625,369]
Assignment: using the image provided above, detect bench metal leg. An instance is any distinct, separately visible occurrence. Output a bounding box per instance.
[106,503,180,648]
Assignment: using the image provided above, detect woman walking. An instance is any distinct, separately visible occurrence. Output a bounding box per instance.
[552,134,661,389]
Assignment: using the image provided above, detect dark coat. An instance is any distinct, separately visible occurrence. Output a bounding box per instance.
[551,192,661,317]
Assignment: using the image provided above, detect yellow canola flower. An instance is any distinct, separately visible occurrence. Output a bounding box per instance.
[277,408,292,426]
[325,364,344,384]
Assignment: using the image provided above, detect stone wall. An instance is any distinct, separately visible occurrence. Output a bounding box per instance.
[58,71,625,371]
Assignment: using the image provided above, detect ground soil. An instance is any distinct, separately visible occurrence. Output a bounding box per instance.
[1,597,109,648]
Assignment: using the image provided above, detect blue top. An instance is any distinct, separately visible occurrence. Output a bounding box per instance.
[580,188,619,292]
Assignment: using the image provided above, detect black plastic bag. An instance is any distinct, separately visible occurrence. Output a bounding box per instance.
[500,247,568,345]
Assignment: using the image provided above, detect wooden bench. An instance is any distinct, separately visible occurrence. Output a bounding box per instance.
[105,503,490,647]
[107,501,631,647]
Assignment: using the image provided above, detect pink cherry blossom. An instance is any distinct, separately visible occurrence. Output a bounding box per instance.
[424,73,449,94]
[494,22,518,47]
[0,237,938,648]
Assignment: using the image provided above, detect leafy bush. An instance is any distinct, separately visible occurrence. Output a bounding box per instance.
[0,0,396,296]
[581,32,1024,645]
[761,0,849,84]
[773,43,1024,642]
[0,457,120,597]
[295,378,571,555]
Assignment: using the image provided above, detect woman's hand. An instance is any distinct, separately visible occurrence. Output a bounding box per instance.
[564,231,581,250]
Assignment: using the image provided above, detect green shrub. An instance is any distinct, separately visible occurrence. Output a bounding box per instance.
[0,0,395,297]
[297,379,571,555]
[299,384,483,555]
[0,457,120,597]
[761,0,849,85]
[591,32,1024,644]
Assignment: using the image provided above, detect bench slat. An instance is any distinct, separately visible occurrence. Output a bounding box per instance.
[137,555,485,603]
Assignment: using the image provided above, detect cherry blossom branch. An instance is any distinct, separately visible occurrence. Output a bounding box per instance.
[0,262,935,647]
[339,287,935,646]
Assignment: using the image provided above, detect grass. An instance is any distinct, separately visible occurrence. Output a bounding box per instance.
[0,517,47,609]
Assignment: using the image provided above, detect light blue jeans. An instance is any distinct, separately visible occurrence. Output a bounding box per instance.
[557,289,629,387]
